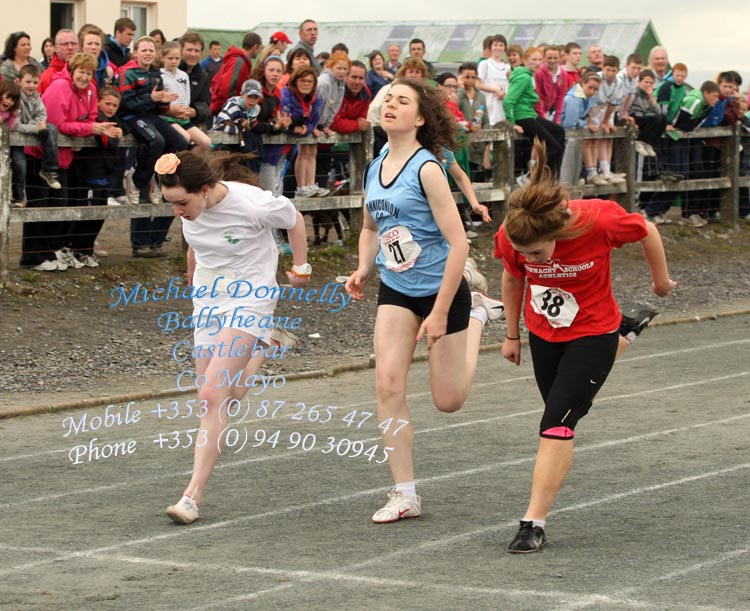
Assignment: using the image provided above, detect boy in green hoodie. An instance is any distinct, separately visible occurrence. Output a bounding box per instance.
[674,80,721,226]
[503,47,565,177]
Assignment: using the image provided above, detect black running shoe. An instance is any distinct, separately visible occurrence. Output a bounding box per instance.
[508,520,546,554]
[619,308,659,338]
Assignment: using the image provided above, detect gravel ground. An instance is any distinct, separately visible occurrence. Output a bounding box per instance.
[2,214,750,407]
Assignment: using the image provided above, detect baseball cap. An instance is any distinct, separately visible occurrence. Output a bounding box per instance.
[241,79,263,98]
[271,31,293,44]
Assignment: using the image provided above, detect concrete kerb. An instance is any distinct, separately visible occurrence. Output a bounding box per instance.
[3,308,749,420]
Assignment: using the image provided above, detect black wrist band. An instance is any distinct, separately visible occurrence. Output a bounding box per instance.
[506,335,520,340]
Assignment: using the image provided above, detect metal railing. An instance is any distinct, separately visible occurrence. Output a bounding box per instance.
[0,122,743,285]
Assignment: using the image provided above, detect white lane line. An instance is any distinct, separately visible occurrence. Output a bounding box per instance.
[559,545,750,610]
[1,415,747,579]
[132,464,750,610]
[618,338,750,363]
[596,372,749,402]
[1,545,729,611]
[3,333,749,465]
[2,373,747,511]
[0,409,543,510]
[338,462,750,573]
[0,373,535,465]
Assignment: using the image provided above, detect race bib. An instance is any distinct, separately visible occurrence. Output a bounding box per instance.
[529,284,579,328]
[380,225,422,272]
[193,266,234,295]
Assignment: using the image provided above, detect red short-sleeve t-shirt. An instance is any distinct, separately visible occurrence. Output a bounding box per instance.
[494,200,648,342]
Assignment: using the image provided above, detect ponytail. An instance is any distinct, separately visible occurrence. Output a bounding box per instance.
[503,139,590,245]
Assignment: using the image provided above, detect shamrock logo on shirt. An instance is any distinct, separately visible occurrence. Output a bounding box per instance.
[223,231,239,245]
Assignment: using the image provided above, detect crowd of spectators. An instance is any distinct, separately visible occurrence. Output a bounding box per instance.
[2,20,749,271]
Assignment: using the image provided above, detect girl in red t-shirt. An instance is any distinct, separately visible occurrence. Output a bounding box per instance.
[495,140,676,553]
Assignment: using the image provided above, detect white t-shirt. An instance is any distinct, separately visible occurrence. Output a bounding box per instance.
[616,68,638,97]
[160,68,191,108]
[182,181,298,319]
[478,59,511,125]
[596,77,627,107]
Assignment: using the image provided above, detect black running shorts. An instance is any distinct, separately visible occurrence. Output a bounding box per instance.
[377,279,472,335]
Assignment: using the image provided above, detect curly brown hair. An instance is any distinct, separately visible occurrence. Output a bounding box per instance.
[388,78,457,158]
[503,139,593,246]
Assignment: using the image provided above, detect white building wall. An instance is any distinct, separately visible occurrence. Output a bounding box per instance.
[20,0,187,65]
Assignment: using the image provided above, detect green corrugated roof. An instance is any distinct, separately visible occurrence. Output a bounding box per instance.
[192,19,661,67]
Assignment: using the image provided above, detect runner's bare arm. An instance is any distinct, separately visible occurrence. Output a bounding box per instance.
[346,205,379,300]
[640,221,677,297]
[501,269,525,365]
[423,161,469,304]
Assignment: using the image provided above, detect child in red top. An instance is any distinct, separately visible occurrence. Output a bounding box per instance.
[494,141,676,554]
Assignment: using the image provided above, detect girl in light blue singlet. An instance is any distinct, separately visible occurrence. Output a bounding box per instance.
[346,78,504,523]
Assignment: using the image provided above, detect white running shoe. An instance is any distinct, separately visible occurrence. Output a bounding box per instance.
[78,254,100,268]
[150,181,163,205]
[55,248,84,269]
[684,214,708,228]
[39,169,62,189]
[33,259,58,272]
[124,169,139,205]
[166,495,199,524]
[634,141,650,157]
[270,328,300,350]
[94,241,109,257]
[372,491,421,523]
[587,174,609,186]
[294,186,315,198]
[471,291,505,321]
[463,257,488,292]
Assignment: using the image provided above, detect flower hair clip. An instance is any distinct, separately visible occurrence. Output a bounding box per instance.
[155,153,181,175]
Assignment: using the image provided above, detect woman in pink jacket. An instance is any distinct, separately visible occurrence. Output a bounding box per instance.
[20,52,118,271]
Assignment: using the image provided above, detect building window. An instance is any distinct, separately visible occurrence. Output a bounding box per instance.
[383,25,415,53]
[444,24,480,52]
[121,4,149,38]
[512,24,541,49]
[577,23,605,51]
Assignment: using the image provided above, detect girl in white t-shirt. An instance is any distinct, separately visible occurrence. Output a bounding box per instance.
[160,41,211,150]
[476,35,512,125]
[155,151,310,524]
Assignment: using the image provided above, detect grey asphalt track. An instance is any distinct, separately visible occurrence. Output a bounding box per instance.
[1,315,749,610]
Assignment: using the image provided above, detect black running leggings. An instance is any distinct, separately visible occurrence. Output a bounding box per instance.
[528,331,619,439]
